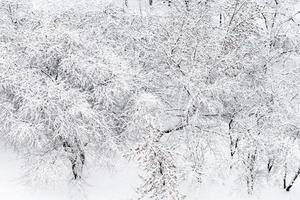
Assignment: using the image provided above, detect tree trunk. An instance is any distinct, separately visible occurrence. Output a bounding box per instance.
[267,159,274,173]
[62,139,85,180]
[284,167,300,192]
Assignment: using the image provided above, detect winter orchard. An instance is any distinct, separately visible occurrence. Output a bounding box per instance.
[0,0,300,199]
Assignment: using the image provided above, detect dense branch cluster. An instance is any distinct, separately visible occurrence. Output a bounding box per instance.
[0,0,299,198]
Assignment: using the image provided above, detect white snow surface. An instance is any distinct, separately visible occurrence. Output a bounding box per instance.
[0,147,140,200]
[1,146,300,200]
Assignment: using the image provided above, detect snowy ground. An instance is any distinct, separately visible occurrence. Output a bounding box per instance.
[0,147,140,200]
[1,147,300,200]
